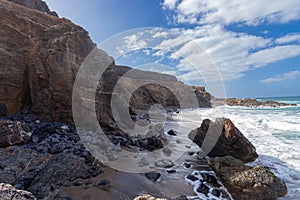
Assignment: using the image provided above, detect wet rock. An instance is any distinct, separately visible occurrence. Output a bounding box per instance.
[96,179,110,191]
[167,170,176,174]
[145,171,161,182]
[186,175,198,182]
[0,183,36,200]
[0,120,32,148]
[196,183,209,195]
[189,118,258,162]
[72,181,84,186]
[154,159,174,168]
[211,189,221,197]
[209,156,288,200]
[183,163,191,169]
[162,147,172,156]
[167,129,177,136]
[200,173,219,187]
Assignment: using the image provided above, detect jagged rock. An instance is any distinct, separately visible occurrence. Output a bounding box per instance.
[7,0,58,16]
[189,118,258,162]
[226,98,297,107]
[0,0,96,123]
[209,156,288,200]
[0,183,36,200]
[0,120,31,148]
[133,194,168,200]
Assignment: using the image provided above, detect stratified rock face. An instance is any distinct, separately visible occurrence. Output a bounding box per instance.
[0,183,36,200]
[0,0,96,123]
[7,0,58,16]
[0,120,31,148]
[189,118,258,162]
[209,156,288,200]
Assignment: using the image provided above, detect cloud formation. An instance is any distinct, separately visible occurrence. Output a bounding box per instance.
[162,0,300,25]
[260,70,300,83]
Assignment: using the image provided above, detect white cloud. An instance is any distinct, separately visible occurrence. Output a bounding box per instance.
[162,0,178,10]
[115,26,300,84]
[260,70,300,83]
[275,33,300,44]
[163,0,300,25]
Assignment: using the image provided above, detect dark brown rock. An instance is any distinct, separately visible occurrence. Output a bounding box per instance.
[0,104,7,117]
[209,156,288,200]
[0,183,36,200]
[0,120,31,148]
[0,0,212,128]
[0,0,96,123]
[189,118,258,162]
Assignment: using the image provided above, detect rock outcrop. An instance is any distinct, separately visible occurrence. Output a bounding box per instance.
[0,0,212,127]
[188,118,258,162]
[7,0,58,16]
[0,183,36,200]
[226,98,297,107]
[0,0,96,123]
[209,156,288,200]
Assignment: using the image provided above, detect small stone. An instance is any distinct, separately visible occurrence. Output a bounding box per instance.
[73,181,84,186]
[162,147,172,156]
[97,179,110,191]
[186,175,198,182]
[145,171,161,182]
[155,159,174,168]
[200,173,219,187]
[167,170,176,174]
[196,183,209,195]
[187,151,194,156]
[183,163,191,168]
[167,129,177,136]
[212,189,221,197]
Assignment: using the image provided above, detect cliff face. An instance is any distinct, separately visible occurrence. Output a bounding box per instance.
[0,0,211,126]
[0,0,95,122]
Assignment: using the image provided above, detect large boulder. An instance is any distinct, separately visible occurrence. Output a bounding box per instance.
[0,120,31,148]
[0,183,36,200]
[189,118,258,162]
[209,156,288,200]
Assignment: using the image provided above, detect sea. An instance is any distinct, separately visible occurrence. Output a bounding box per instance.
[167,96,300,199]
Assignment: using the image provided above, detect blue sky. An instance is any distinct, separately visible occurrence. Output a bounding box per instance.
[45,0,300,98]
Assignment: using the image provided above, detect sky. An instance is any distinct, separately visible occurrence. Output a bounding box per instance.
[44,0,300,98]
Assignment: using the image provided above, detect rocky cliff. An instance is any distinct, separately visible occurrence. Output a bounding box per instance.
[0,0,95,123]
[0,0,211,126]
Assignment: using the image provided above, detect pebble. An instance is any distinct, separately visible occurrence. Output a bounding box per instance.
[145,171,161,182]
